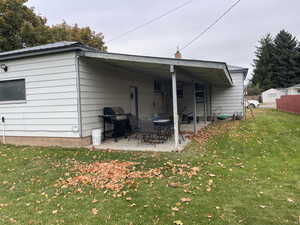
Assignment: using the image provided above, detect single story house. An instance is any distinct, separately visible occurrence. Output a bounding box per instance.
[262,84,300,104]
[287,84,300,95]
[0,42,248,151]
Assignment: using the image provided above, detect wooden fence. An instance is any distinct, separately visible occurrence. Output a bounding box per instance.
[276,95,300,114]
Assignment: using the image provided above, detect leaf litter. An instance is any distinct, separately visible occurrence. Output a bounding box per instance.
[56,160,201,192]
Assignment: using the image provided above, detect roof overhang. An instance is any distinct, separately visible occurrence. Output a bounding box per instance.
[82,51,233,87]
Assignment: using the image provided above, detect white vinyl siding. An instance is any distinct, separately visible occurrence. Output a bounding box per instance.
[211,72,244,116]
[79,58,167,137]
[0,52,80,138]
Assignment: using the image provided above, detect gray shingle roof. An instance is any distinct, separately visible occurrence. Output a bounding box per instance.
[0,41,90,59]
[291,83,300,88]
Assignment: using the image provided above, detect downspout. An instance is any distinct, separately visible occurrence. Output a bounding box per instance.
[75,53,83,138]
[1,116,5,144]
[243,71,247,119]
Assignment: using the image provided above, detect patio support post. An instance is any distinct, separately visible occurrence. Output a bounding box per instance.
[204,85,208,125]
[171,65,179,150]
[193,82,197,134]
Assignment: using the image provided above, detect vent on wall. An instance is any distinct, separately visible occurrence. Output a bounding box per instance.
[0,64,8,72]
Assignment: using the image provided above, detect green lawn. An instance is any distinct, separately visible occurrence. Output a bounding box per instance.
[0,109,299,225]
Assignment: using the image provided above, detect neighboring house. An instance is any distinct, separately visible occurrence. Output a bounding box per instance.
[0,42,248,150]
[262,84,300,104]
[287,84,300,95]
[262,88,287,104]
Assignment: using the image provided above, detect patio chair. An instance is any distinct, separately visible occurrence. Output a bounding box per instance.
[128,115,170,146]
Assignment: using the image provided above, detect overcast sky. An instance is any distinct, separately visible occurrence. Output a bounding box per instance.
[26,0,300,80]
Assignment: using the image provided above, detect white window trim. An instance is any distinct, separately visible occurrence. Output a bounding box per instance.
[0,78,26,103]
[0,100,27,105]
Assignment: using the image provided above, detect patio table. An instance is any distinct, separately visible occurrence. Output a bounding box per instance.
[152,119,172,140]
[152,119,171,124]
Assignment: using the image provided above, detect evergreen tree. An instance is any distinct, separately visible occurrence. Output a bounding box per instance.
[252,34,274,91]
[294,44,300,85]
[272,30,298,88]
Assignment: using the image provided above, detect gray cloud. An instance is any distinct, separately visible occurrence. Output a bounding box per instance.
[27,0,300,80]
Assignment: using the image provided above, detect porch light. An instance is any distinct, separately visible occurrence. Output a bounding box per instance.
[0,64,8,72]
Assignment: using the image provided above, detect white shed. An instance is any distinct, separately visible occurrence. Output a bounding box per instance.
[262,88,287,104]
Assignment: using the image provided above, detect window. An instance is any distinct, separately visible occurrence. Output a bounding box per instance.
[0,79,26,102]
[297,89,300,94]
[153,80,161,93]
[177,82,184,98]
[195,84,205,103]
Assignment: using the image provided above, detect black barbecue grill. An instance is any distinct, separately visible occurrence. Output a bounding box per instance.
[99,107,131,142]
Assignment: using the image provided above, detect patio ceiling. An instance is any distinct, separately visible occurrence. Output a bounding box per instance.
[82,51,233,87]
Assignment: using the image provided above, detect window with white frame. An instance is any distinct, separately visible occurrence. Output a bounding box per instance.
[0,79,26,102]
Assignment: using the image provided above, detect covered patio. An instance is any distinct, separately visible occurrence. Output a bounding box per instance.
[79,51,233,152]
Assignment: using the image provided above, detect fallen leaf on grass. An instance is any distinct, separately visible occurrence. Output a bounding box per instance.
[172,207,180,211]
[175,202,182,207]
[180,197,192,203]
[173,220,183,225]
[208,174,216,177]
[52,210,58,214]
[259,205,267,209]
[9,218,17,223]
[126,197,132,201]
[91,208,98,215]
[92,199,98,203]
[168,183,181,188]
[128,203,136,207]
[220,214,225,220]
[287,198,295,203]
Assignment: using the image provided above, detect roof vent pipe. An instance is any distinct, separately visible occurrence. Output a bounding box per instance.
[174,47,182,59]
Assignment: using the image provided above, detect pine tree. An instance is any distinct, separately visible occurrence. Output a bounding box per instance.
[294,44,300,85]
[252,34,274,91]
[272,30,298,88]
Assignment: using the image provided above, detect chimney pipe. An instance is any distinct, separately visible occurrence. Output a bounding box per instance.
[175,47,182,59]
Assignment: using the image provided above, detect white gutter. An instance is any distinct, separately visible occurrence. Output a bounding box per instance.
[75,54,83,138]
